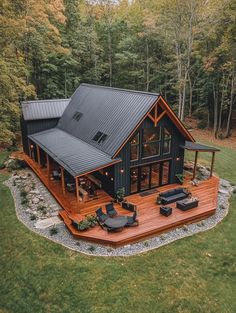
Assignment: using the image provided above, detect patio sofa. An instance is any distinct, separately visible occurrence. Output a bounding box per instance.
[158,188,190,205]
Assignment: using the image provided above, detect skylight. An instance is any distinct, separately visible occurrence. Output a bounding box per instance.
[72,111,83,121]
[92,131,108,144]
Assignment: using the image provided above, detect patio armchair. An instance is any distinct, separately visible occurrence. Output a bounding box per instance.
[105,203,118,217]
[52,170,61,180]
[125,211,139,227]
[96,207,108,224]
[121,201,136,212]
[66,182,76,192]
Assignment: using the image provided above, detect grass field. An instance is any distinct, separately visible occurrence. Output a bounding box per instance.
[0,143,236,313]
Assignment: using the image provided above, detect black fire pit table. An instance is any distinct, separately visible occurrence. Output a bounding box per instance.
[104,216,128,230]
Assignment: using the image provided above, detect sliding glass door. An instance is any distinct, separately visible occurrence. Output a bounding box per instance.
[130,160,170,194]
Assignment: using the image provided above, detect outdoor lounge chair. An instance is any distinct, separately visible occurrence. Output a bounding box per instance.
[125,211,139,227]
[105,203,118,217]
[96,207,108,223]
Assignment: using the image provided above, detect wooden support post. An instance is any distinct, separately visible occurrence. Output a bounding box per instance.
[75,177,80,212]
[46,154,50,181]
[155,110,166,127]
[210,151,215,178]
[193,151,198,180]
[28,139,32,158]
[61,167,66,196]
[154,105,157,125]
[36,145,41,166]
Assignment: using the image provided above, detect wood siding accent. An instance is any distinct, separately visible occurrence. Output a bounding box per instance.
[21,117,60,156]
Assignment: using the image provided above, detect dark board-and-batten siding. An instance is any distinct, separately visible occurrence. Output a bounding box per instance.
[21,117,59,155]
[114,114,186,196]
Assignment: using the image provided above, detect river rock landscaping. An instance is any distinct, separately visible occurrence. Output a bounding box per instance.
[4,166,235,257]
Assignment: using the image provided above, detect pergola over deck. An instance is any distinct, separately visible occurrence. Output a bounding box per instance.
[180,141,220,179]
[28,128,121,211]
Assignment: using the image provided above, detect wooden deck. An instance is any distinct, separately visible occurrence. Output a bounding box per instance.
[23,154,219,247]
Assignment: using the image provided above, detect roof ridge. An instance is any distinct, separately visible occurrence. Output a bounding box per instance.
[21,98,70,105]
[80,83,160,97]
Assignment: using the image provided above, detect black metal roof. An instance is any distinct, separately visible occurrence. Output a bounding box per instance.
[57,84,160,157]
[180,141,220,152]
[21,99,70,121]
[29,128,121,177]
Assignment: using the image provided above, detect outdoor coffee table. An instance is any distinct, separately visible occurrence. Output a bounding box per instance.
[176,197,199,211]
[104,216,128,229]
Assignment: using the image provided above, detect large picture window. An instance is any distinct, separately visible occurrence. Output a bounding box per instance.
[142,127,161,158]
[163,128,172,154]
[130,133,139,161]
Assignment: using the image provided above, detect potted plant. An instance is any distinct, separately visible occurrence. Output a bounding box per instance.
[176,173,184,185]
[78,220,90,231]
[86,215,97,227]
[115,187,125,203]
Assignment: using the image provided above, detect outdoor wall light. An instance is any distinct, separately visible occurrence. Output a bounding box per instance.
[30,145,34,149]
[111,177,114,181]
[120,168,124,174]
[176,157,180,161]
[105,171,108,176]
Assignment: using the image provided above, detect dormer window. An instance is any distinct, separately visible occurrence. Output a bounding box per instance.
[72,111,83,121]
[92,131,108,144]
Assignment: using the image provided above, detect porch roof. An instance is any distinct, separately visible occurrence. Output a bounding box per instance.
[28,128,121,177]
[180,141,220,152]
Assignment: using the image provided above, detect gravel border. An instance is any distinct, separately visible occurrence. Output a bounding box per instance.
[3,169,235,257]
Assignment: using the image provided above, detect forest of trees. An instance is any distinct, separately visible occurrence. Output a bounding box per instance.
[0,0,235,146]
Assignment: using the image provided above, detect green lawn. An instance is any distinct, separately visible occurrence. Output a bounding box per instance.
[0,150,10,168]
[0,145,236,313]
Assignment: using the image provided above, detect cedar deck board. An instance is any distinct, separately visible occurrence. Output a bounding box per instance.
[23,153,219,247]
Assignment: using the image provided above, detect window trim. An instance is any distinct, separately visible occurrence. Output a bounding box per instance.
[141,127,161,159]
[130,132,140,161]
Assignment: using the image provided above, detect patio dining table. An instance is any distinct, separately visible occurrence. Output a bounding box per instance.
[104,216,128,229]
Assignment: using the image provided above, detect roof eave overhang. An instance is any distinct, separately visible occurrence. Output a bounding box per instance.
[28,134,121,178]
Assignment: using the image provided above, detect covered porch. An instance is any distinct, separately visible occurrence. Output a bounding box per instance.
[27,128,121,213]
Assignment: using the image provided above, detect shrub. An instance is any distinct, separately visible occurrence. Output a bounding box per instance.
[30,214,36,221]
[37,205,47,215]
[50,226,58,236]
[21,198,29,206]
[88,245,95,252]
[7,159,27,171]
[20,190,27,198]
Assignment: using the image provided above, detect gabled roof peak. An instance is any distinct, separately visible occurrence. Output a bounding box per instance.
[80,83,160,97]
